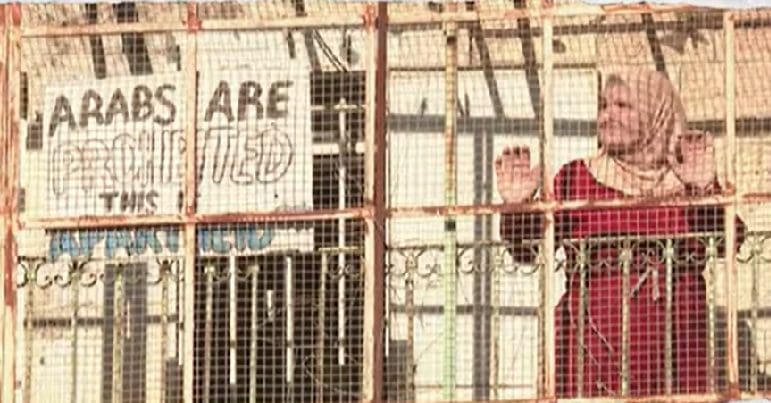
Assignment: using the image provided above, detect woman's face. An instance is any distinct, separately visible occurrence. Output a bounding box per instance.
[598,83,644,153]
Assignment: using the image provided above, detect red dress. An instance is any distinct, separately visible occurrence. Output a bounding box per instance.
[500,160,746,397]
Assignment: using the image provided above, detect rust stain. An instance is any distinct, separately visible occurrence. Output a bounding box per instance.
[3,226,14,307]
[362,4,376,29]
[25,207,374,230]
[186,3,201,33]
[10,3,20,26]
[197,207,372,224]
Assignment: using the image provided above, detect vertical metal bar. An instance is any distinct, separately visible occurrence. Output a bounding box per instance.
[577,241,587,398]
[318,253,328,402]
[443,5,459,400]
[267,290,274,323]
[362,3,387,403]
[751,241,759,393]
[405,254,416,398]
[0,7,8,400]
[665,239,675,395]
[229,254,237,394]
[23,263,32,403]
[723,10,740,397]
[708,236,717,393]
[178,259,184,369]
[1,6,20,403]
[183,225,195,403]
[70,264,80,403]
[161,261,169,403]
[249,264,259,403]
[182,4,199,403]
[621,244,631,396]
[113,265,124,403]
[472,129,493,401]
[490,250,502,399]
[540,9,556,399]
[337,101,348,366]
[203,265,214,402]
[285,255,295,398]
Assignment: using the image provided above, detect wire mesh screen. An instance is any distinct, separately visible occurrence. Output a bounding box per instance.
[734,9,771,395]
[19,30,188,219]
[191,222,364,402]
[17,226,184,403]
[8,2,771,403]
[196,29,366,214]
[13,3,369,402]
[382,7,768,403]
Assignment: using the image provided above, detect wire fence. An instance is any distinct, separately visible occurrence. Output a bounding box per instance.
[3,1,771,402]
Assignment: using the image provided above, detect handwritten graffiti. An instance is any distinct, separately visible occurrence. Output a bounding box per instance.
[47,84,177,138]
[98,190,160,214]
[49,129,183,199]
[199,124,294,186]
[49,228,180,261]
[48,225,275,261]
[196,225,275,255]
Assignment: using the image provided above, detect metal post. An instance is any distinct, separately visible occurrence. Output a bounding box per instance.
[405,254,417,398]
[362,3,387,403]
[23,262,34,403]
[0,8,8,400]
[318,252,328,401]
[249,264,259,402]
[665,239,675,394]
[229,254,237,395]
[751,240,759,393]
[621,244,631,396]
[577,241,587,398]
[443,4,459,399]
[71,263,80,403]
[285,255,295,400]
[723,10,740,397]
[540,8,556,399]
[182,224,196,403]
[1,5,20,403]
[203,265,213,402]
[161,261,169,403]
[113,265,125,403]
[708,237,717,392]
[182,4,199,403]
[337,99,348,366]
[490,250,503,399]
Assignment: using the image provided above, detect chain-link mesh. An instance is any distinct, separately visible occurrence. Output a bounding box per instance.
[6,2,771,403]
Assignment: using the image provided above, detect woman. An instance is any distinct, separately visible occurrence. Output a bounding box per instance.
[496,69,746,397]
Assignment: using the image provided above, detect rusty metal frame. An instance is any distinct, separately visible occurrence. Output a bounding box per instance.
[362,3,387,402]
[723,10,740,399]
[4,2,765,403]
[24,194,771,231]
[16,3,722,39]
[1,4,20,403]
[182,4,199,403]
[540,3,555,398]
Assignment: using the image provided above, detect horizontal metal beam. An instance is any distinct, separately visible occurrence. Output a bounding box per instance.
[19,3,746,38]
[20,14,364,37]
[384,392,726,403]
[389,304,537,316]
[387,193,742,219]
[22,191,771,230]
[22,207,372,230]
[388,115,771,137]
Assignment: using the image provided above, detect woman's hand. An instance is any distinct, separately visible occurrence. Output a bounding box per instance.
[494,145,541,203]
[672,130,718,192]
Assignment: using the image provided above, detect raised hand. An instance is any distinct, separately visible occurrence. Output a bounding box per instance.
[672,130,717,191]
[494,145,541,203]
